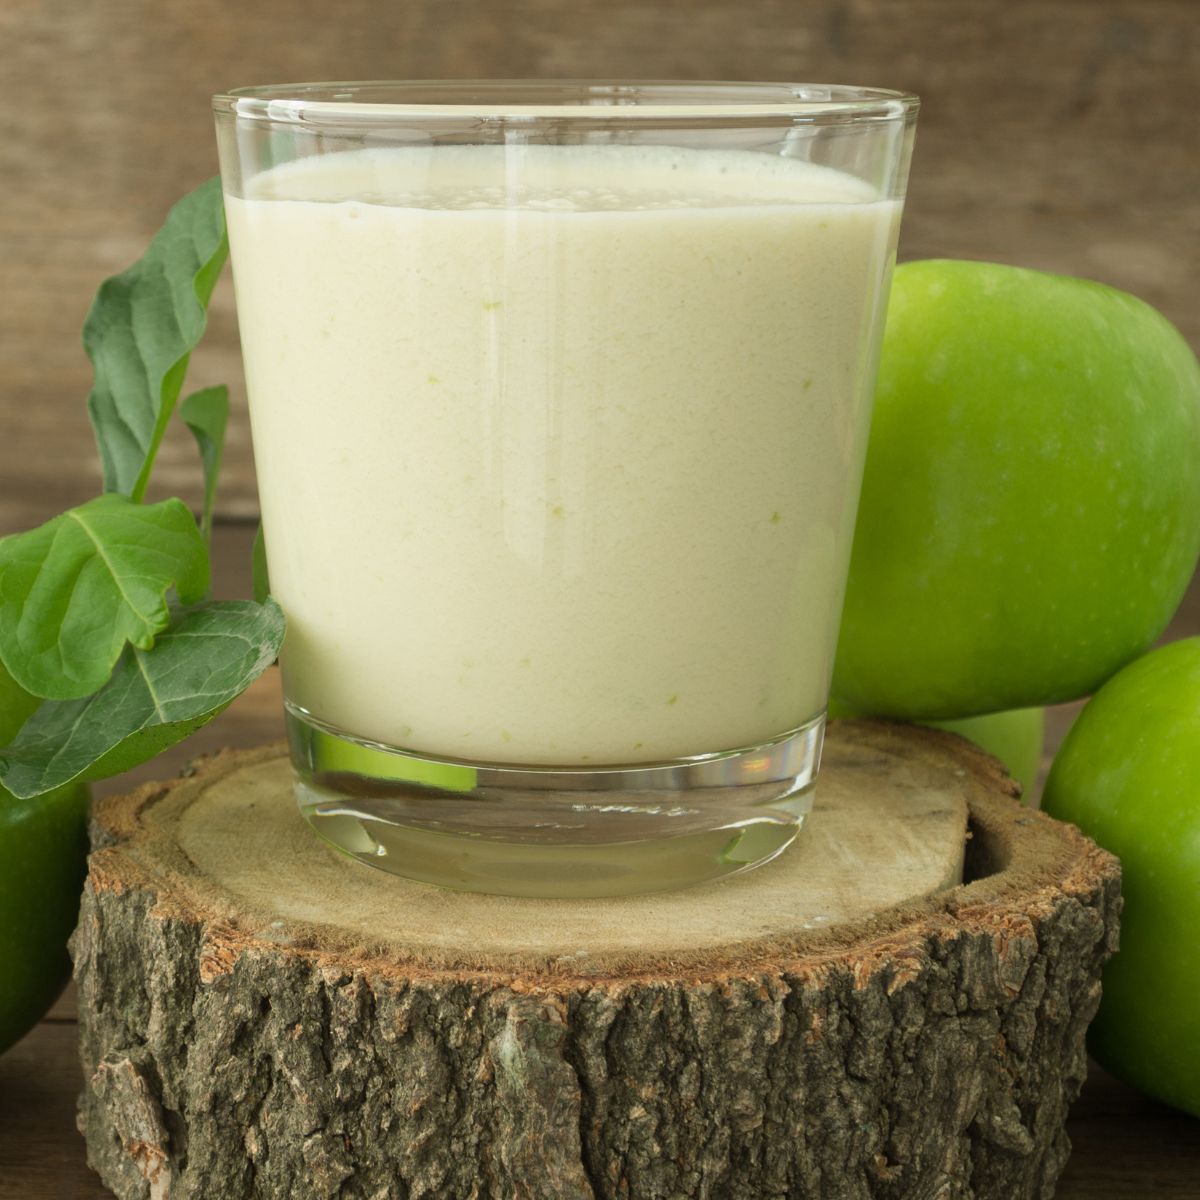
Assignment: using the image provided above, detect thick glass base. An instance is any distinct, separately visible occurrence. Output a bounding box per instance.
[287,705,823,898]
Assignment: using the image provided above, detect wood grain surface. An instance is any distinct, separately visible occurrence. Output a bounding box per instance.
[68,726,1117,1199]
[86,729,977,975]
[2,0,1198,531]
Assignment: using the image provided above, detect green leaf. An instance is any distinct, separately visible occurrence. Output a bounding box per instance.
[0,599,285,799]
[85,177,228,500]
[0,661,39,747]
[252,523,270,603]
[0,494,208,701]
[180,385,229,545]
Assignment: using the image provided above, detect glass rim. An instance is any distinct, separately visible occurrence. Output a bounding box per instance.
[212,79,919,126]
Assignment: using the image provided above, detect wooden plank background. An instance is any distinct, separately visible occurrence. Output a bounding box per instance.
[1,0,1198,533]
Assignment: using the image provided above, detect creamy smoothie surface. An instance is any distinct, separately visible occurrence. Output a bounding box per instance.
[225,144,900,764]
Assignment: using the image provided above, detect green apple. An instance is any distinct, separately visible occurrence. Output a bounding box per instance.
[829,701,1044,798]
[924,707,1044,798]
[1042,637,1200,1117]
[834,259,1200,719]
[0,669,90,1056]
[0,779,90,1054]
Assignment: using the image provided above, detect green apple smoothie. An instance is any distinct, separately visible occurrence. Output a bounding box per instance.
[224,143,899,766]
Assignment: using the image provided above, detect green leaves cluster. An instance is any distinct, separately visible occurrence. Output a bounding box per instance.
[0,495,208,700]
[0,180,283,800]
[85,177,228,502]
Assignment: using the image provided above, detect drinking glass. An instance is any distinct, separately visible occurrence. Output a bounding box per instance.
[213,81,918,897]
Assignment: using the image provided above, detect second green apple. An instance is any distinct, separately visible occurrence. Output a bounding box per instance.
[829,702,1044,798]
[0,669,90,1056]
[834,259,1200,720]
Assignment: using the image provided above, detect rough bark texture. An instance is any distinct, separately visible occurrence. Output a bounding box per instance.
[72,721,1120,1200]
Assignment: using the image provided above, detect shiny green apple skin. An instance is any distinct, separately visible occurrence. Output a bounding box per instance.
[926,707,1044,799]
[829,702,1044,798]
[1042,637,1200,1117]
[834,260,1200,720]
[0,778,90,1055]
[0,673,90,1056]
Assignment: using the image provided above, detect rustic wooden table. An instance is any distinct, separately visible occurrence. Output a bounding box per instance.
[1,529,1198,1197]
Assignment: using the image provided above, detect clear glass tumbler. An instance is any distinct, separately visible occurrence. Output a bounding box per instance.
[213,81,917,898]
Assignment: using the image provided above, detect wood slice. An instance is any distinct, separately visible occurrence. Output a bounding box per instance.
[71,720,1120,1200]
